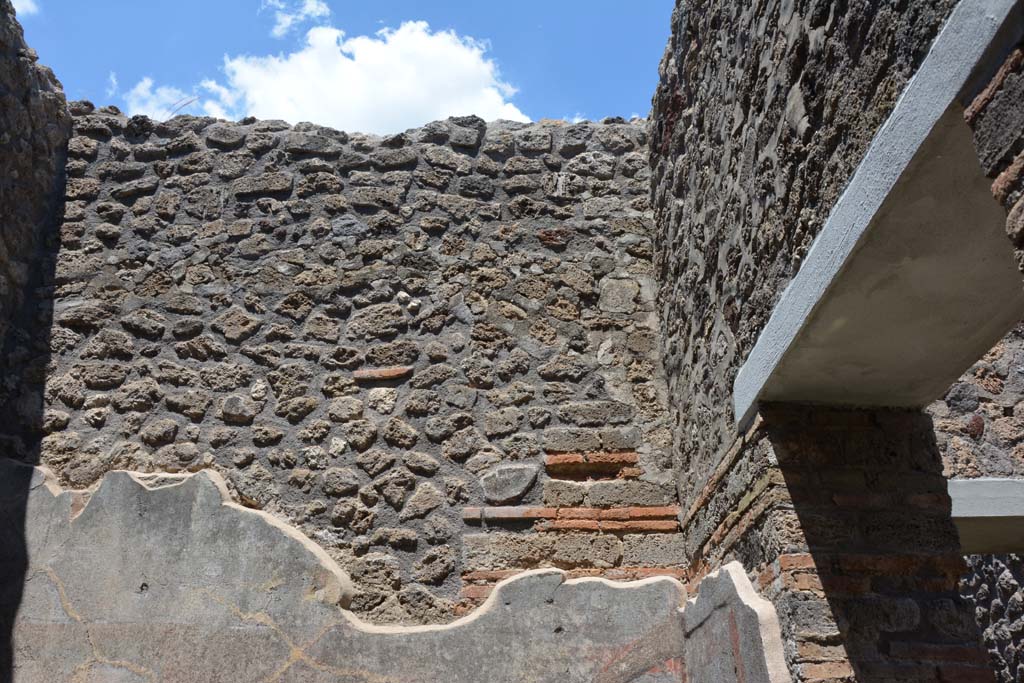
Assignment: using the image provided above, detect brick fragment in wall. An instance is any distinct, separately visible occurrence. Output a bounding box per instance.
[0,98,677,626]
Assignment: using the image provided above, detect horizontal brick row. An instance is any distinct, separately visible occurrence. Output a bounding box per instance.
[543,451,639,479]
[463,505,679,523]
[536,519,678,533]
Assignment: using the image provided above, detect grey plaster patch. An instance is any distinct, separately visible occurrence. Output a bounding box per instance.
[3,462,791,682]
[733,0,1023,428]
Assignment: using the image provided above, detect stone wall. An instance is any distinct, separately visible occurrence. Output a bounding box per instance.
[647,0,1011,680]
[930,324,1024,480]
[960,554,1024,683]
[2,101,686,624]
[936,37,1024,683]
[648,0,957,520]
[0,0,69,413]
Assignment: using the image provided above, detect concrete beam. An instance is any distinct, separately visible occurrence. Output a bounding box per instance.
[950,477,1024,553]
[734,0,1024,427]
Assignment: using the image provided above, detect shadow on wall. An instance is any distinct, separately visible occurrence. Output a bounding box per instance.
[0,5,67,680]
[0,197,61,682]
[760,405,993,682]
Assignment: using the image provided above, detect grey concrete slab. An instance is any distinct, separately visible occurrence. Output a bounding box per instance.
[733,0,1024,427]
[1,461,791,682]
[950,477,1024,553]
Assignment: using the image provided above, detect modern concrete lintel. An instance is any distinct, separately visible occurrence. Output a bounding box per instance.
[733,0,1024,428]
[950,477,1024,553]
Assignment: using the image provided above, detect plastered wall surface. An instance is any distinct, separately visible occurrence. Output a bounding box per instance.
[0,458,792,683]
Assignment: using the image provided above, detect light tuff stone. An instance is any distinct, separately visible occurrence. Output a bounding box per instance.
[480,463,539,504]
[400,482,444,521]
[598,278,640,314]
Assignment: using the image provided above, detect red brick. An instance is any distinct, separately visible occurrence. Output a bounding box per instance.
[778,553,816,571]
[545,453,585,467]
[587,451,639,465]
[905,493,948,511]
[602,567,687,580]
[460,584,493,600]
[796,641,848,663]
[600,520,678,533]
[620,505,680,519]
[352,365,413,382]
[818,575,871,595]
[565,568,605,579]
[992,150,1024,204]
[800,661,854,680]
[544,451,639,478]
[889,642,990,665]
[539,519,602,531]
[936,664,997,683]
[965,47,1024,125]
[461,570,520,582]
[557,507,601,520]
[831,492,889,508]
[782,570,824,594]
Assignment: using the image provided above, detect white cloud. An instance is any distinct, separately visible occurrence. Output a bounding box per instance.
[12,0,39,16]
[123,21,529,134]
[124,77,199,120]
[106,72,119,98]
[262,0,330,38]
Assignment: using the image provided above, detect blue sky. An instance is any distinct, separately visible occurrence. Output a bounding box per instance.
[13,0,673,134]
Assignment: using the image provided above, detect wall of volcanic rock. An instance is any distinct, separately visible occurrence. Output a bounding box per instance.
[933,39,1024,683]
[0,0,69,413]
[648,0,958,528]
[646,0,1013,680]
[3,102,684,624]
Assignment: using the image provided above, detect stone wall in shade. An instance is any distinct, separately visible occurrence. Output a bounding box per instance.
[2,102,684,624]
[0,0,70,418]
[938,37,1024,683]
[960,553,1024,683]
[684,405,992,682]
[647,0,957,519]
[646,0,1009,680]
